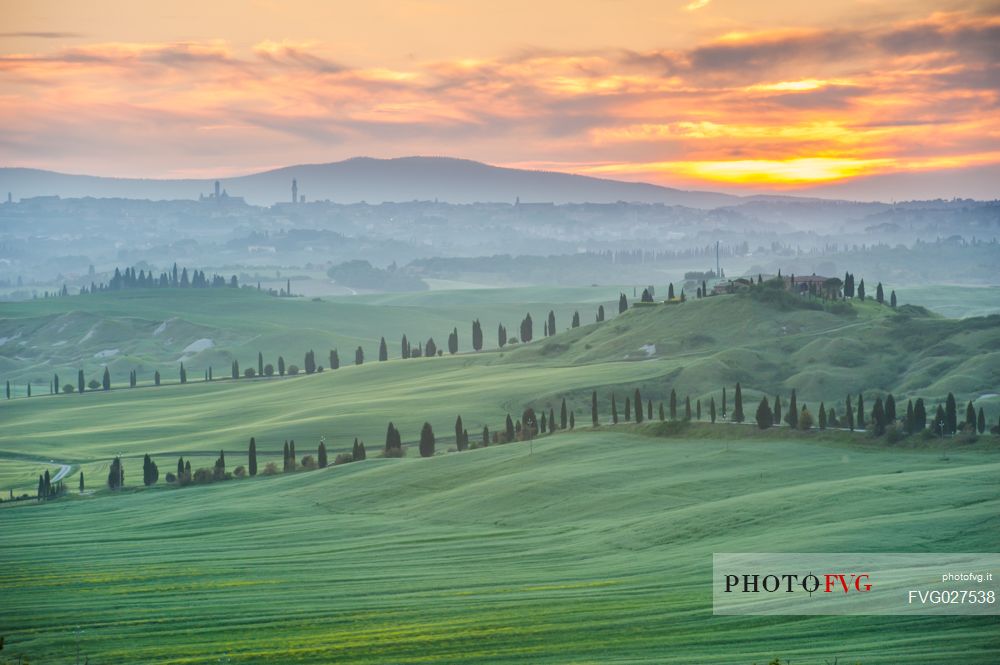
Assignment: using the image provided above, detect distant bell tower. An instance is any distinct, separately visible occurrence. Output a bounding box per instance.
[292,179,298,204]
[214,180,220,199]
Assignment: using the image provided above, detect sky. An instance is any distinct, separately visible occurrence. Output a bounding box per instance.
[2,0,999,200]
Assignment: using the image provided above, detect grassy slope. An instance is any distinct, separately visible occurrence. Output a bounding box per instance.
[0,286,623,389]
[2,290,999,495]
[1,430,997,664]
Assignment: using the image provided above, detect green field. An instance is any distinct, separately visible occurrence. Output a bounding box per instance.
[1,284,998,663]
[2,428,998,663]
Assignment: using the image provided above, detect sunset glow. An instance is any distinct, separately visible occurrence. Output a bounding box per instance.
[2,1,999,198]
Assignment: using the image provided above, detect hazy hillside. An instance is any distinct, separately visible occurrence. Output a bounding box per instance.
[0,157,740,207]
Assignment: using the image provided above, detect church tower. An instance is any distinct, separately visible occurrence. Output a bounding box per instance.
[292,179,298,204]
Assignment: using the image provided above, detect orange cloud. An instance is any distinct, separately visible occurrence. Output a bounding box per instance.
[0,6,997,198]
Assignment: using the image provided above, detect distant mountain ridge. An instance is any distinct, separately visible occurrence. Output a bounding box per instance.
[0,156,748,208]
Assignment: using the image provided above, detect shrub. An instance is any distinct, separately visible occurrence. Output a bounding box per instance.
[62,384,75,393]
[192,468,214,484]
[264,364,274,377]
[885,423,905,444]
[288,365,300,375]
[300,455,317,470]
[88,379,101,390]
[382,446,406,458]
[334,453,353,465]
[165,472,177,483]
[233,465,246,478]
[262,461,279,475]
[244,368,256,378]
[957,424,978,444]
[799,409,814,430]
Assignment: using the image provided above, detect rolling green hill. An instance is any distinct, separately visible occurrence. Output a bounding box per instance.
[2,287,998,496]
[1,429,997,663]
[0,286,622,392]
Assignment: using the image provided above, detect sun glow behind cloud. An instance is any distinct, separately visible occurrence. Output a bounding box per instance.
[0,2,998,196]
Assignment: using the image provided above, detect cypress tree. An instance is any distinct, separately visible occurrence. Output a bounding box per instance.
[258,351,264,377]
[79,471,84,493]
[710,397,716,423]
[885,394,896,422]
[905,399,915,433]
[540,412,548,435]
[561,398,569,428]
[846,395,855,430]
[818,402,827,429]
[448,327,458,354]
[177,456,185,480]
[154,370,161,386]
[633,390,642,423]
[624,397,631,422]
[419,422,435,457]
[498,324,507,348]
[214,449,226,479]
[857,393,866,429]
[933,404,946,435]
[570,411,575,429]
[455,415,466,450]
[858,279,866,301]
[289,441,296,469]
[472,320,483,351]
[659,402,665,421]
[786,389,798,428]
[670,389,677,419]
[318,440,328,468]
[872,397,886,436]
[547,310,556,337]
[179,362,187,384]
[977,407,986,434]
[722,387,727,417]
[54,372,60,393]
[914,398,927,430]
[773,395,782,425]
[685,396,692,420]
[401,334,410,359]
[78,369,85,394]
[591,390,598,427]
[756,397,773,429]
[965,401,976,430]
[355,346,364,365]
[5,380,9,399]
[232,360,239,379]
[26,383,30,397]
[249,438,258,476]
[505,414,515,442]
[650,399,655,421]
[945,392,957,434]
[618,293,628,313]
[696,399,701,420]
[876,282,884,304]
[278,356,285,375]
[890,290,897,308]
[733,383,744,423]
[596,304,605,322]
[611,394,619,424]
[330,349,340,370]
[379,337,388,361]
[549,407,556,434]
[283,440,290,471]
[572,311,580,328]
[305,350,316,374]
[482,426,489,447]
